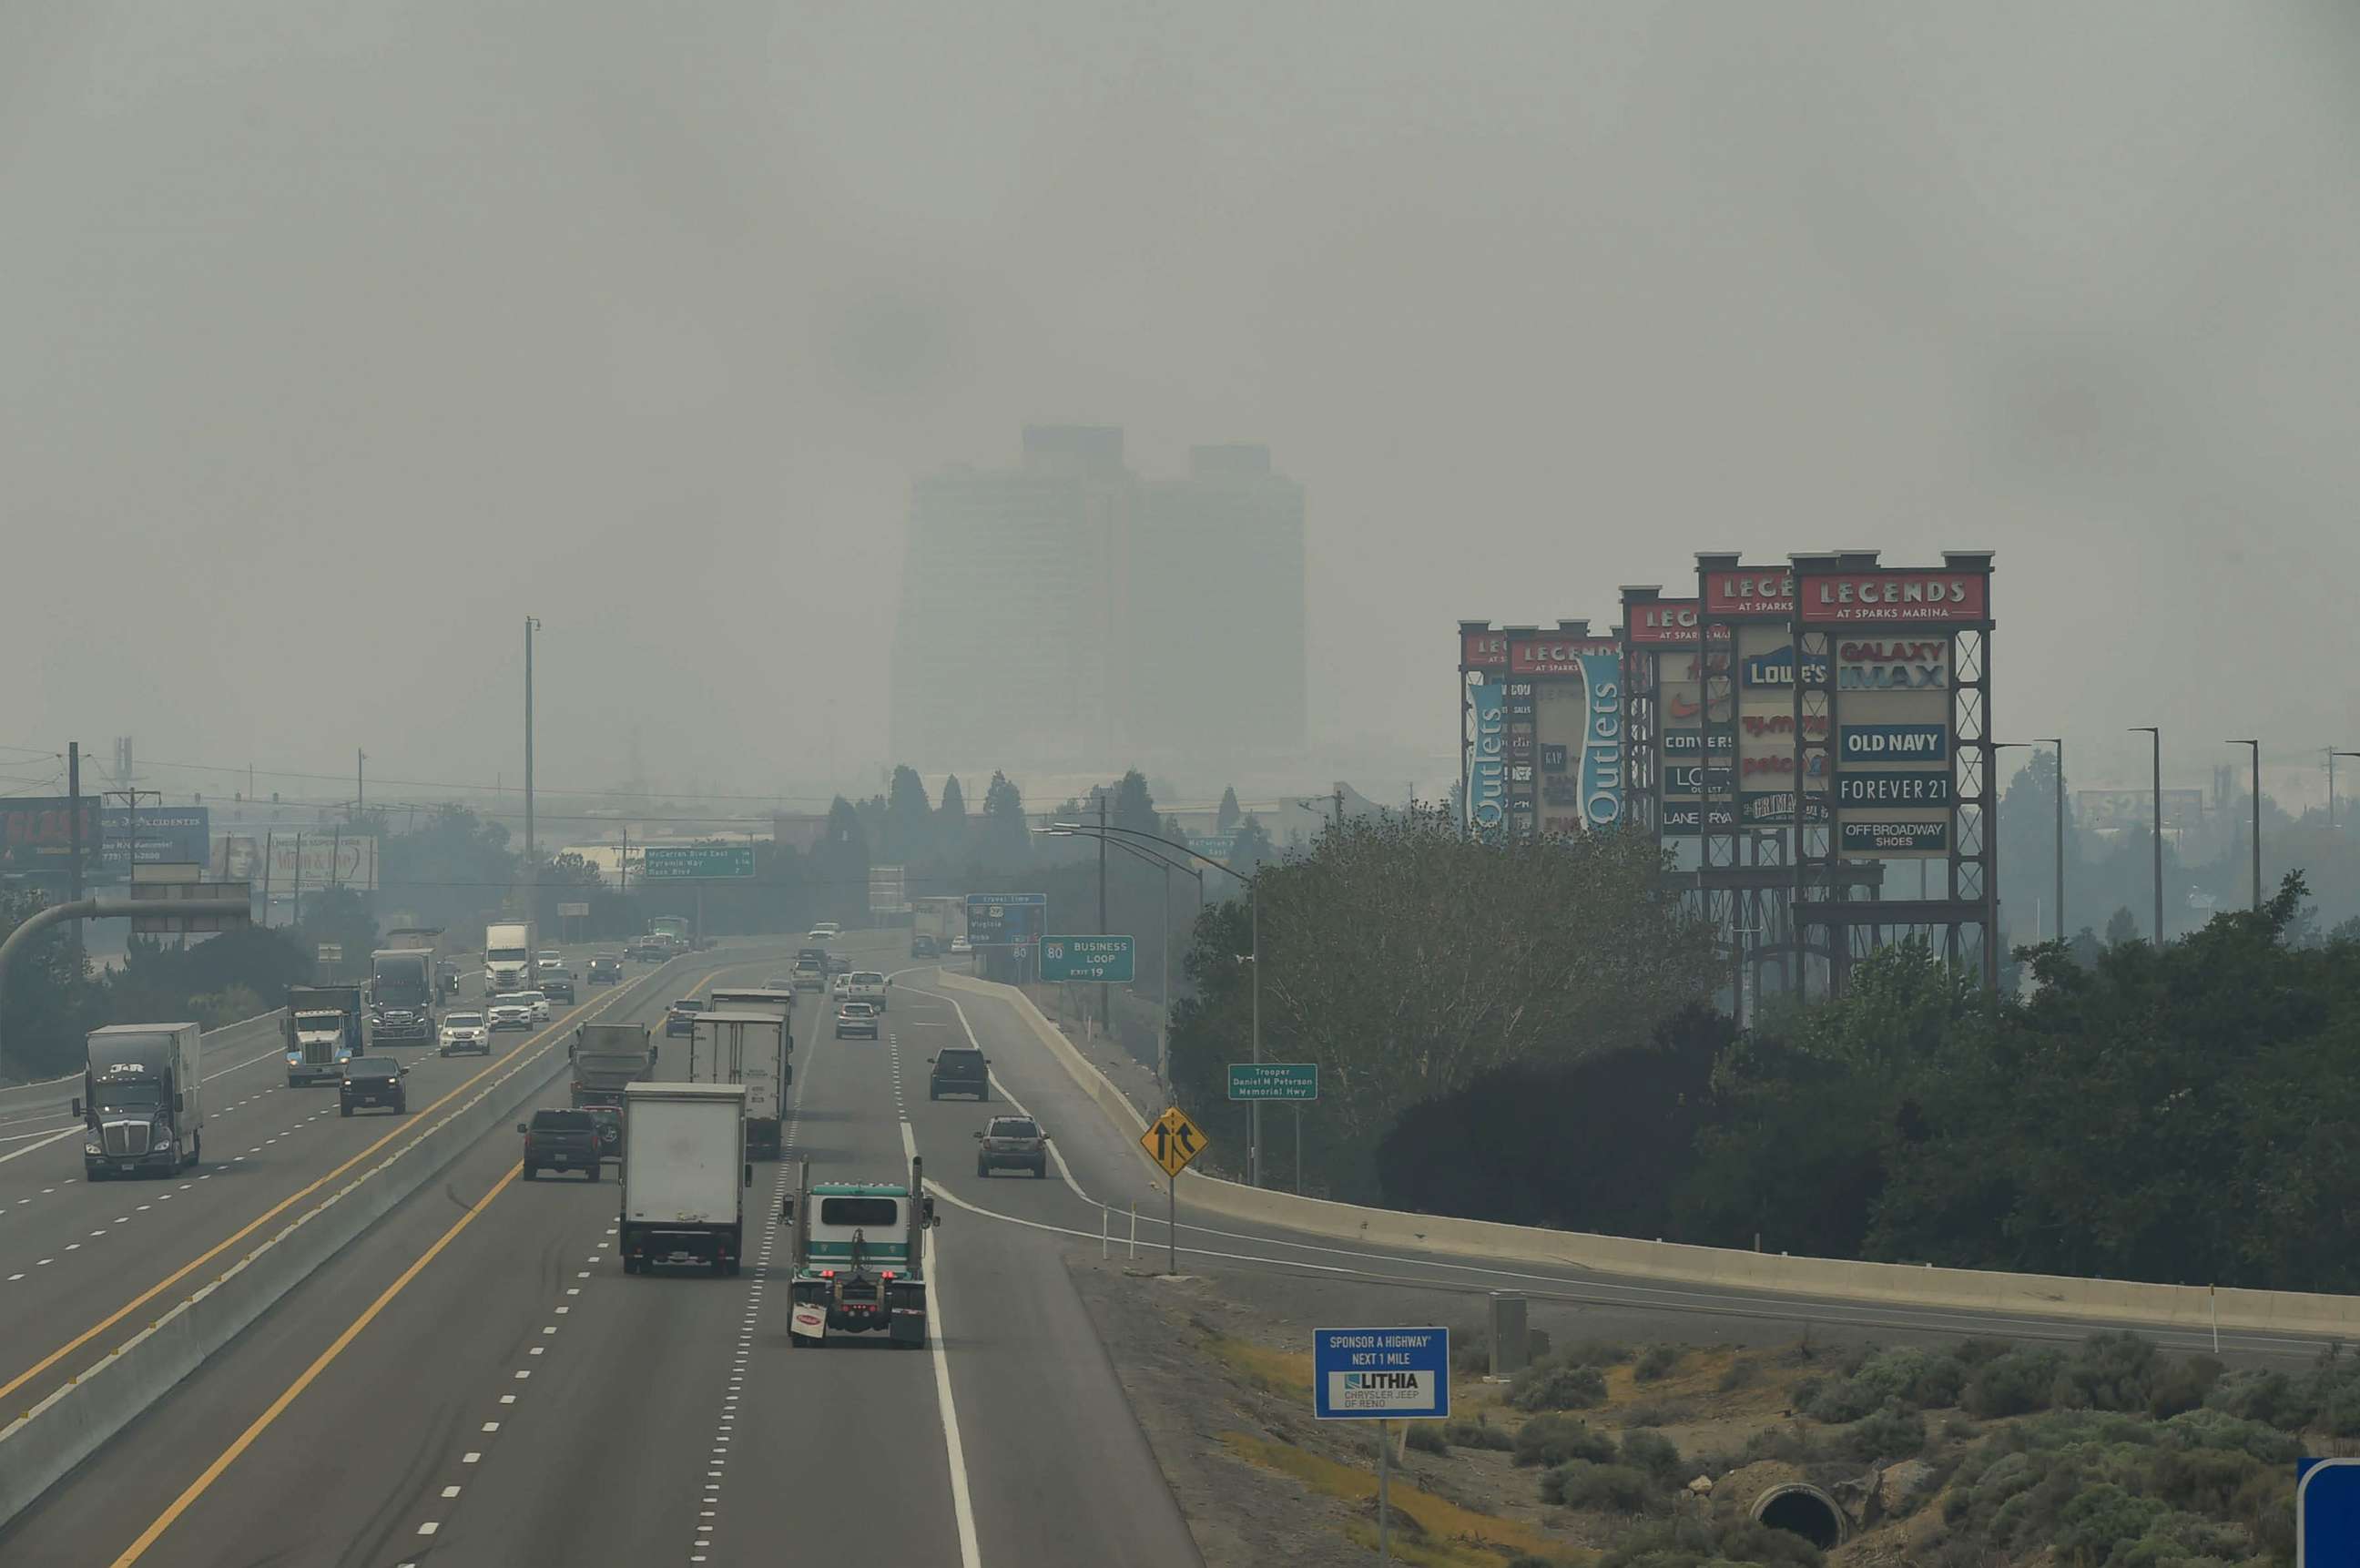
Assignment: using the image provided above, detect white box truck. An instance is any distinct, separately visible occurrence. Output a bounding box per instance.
[687,1011,790,1161]
[484,921,534,997]
[619,1082,749,1276]
[76,1023,205,1179]
[707,988,794,1156]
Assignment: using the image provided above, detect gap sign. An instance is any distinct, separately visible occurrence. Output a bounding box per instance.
[1041,935,1135,983]
[1314,1328,1450,1420]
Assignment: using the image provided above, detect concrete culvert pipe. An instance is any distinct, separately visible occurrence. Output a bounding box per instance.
[1752,1483,1849,1549]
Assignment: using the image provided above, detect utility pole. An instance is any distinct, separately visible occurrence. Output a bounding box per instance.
[67,742,84,962]
[619,824,629,894]
[357,748,366,812]
[1096,788,1108,1037]
[2131,727,2162,944]
[524,616,540,914]
[2228,740,2260,911]
[2332,751,2360,835]
[2047,738,2065,942]
[1332,785,1344,830]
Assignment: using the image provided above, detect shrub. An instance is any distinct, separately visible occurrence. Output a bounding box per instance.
[1541,1460,1656,1513]
[1514,1412,1617,1468]
[1717,1356,1759,1392]
[1619,1429,1684,1484]
[1511,1360,1608,1412]
[1634,1342,1684,1382]
[1560,1339,1633,1369]
[1838,1399,1927,1461]
[2157,1406,2300,1464]
[1453,1325,1554,1376]
[2052,1481,2168,1563]
[1598,1521,1822,1568]
[2208,1368,2316,1432]
[1801,1376,1884,1424]
[1954,1336,2015,1369]
[2144,1354,2223,1420]
[1619,1400,1691,1429]
[1961,1347,2066,1419]
[1443,1413,1516,1451]
[1404,1423,1450,1455]
[2055,1331,2161,1413]
[1852,1345,1968,1409]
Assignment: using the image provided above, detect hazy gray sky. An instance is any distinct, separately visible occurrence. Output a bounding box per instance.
[5,4,2356,806]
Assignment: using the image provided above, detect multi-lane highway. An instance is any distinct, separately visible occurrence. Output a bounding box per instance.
[4,926,2337,1567]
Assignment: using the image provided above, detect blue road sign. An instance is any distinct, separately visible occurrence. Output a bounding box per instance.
[2301,1458,2360,1564]
[964,892,1046,949]
[1313,1328,1450,1421]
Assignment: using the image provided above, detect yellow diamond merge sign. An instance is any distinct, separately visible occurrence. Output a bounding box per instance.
[1141,1105,1207,1178]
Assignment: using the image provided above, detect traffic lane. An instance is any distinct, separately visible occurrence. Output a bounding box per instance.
[917,978,2349,1367]
[0,955,697,1415]
[0,1084,639,1567]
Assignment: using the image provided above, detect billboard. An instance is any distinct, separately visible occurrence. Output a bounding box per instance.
[1799,569,1988,624]
[1527,639,1623,835]
[215,833,380,891]
[869,863,909,916]
[2078,789,2205,836]
[1460,667,1507,842]
[0,799,210,875]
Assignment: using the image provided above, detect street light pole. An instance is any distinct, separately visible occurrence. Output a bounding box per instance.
[2227,740,2260,911]
[2130,728,2162,944]
[524,616,541,913]
[2332,751,2360,835]
[2046,738,2065,942]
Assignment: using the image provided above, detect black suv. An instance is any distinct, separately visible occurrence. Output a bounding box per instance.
[541,969,577,1003]
[340,1057,409,1116]
[666,998,704,1038]
[518,1108,601,1181]
[588,954,624,985]
[927,1046,990,1102]
[910,933,940,958]
[975,1115,1047,1177]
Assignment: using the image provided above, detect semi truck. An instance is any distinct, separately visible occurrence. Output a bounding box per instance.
[369,948,437,1044]
[76,1023,205,1179]
[483,921,534,995]
[707,987,794,1151]
[781,1155,937,1348]
[571,1022,656,1108]
[284,983,366,1086]
[618,1082,750,1276]
[386,927,458,999]
[687,1010,790,1160]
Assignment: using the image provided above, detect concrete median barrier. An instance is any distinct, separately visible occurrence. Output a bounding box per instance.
[940,971,2360,1341]
[0,956,693,1531]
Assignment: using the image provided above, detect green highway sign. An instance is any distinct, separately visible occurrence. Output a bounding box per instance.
[638,845,756,881]
[1228,1063,1318,1102]
[1041,934,1135,983]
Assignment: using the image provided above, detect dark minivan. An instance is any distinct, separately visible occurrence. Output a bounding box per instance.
[927,1046,990,1102]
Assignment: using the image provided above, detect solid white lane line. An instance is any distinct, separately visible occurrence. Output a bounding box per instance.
[923,1219,982,1568]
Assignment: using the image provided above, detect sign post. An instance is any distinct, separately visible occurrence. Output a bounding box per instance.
[1042,935,1135,983]
[1140,1105,1208,1275]
[1312,1327,1450,1565]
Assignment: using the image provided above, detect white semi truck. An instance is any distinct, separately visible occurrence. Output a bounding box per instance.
[76,1023,205,1179]
[618,1082,750,1276]
[705,989,795,1157]
[687,1010,790,1162]
[483,920,534,997]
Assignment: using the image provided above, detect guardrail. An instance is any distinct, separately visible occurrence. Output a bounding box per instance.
[937,971,2360,1342]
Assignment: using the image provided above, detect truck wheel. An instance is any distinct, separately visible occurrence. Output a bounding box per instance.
[190,1131,201,1165]
[341,1105,352,1117]
[523,1165,537,1181]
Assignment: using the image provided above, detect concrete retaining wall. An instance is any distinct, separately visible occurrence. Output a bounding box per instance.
[0,958,688,1530]
[939,972,2360,1340]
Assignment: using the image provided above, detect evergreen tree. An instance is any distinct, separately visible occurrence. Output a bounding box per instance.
[1216,787,1242,833]
[1229,814,1276,874]
[885,766,933,863]
[936,774,967,862]
[982,771,1029,870]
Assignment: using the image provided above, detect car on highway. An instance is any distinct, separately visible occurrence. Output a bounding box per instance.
[437,1012,490,1056]
[540,968,576,1003]
[949,935,971,955]
[974,1115,1048,1178]
[517,1107,601,1181]
[583,1104,624,1164]
[339,1056,410,1116]
[436,958,462,998]
[927,1045,990,1101]
[627,935,669,961]
[829,972,850,1001]
[827,952,851,975]
[509,989,552,1023]
[833,1001,880,1040]
[910,933,939,958]
[666,997,705,1038]
[536,949,563,974]
[588,954,624,985]
[764,976,799,992]
[486,996,534,1032]
[846,971,890,1010]
[807,921,840,941]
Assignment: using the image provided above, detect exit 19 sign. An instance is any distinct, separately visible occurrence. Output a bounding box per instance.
[1041,935,1135,983]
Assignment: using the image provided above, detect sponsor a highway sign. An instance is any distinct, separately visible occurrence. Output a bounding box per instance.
[1313,1328,1450,1420]
[1042,934,1135,983]
[1141,1105,1207,1178]
[2300,1458,2360,1565]
[1227,1063,1318,1102]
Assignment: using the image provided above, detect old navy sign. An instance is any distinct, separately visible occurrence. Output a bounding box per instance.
[1802,571,1988,625]
[1840,725,1948,762]
[1703,570,1795,616]
[1839,770,1953,807]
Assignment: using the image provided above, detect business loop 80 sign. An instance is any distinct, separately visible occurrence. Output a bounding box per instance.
[1041,935,1134,983]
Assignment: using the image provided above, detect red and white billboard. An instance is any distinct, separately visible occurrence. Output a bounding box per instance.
[1510,635,1620,677]
[1799,571,1988,625]
[1703,570,1795,616]
[1460,628,1510,667]
[1624,599,1733,647]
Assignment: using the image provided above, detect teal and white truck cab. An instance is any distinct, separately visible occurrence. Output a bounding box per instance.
[780,1156,938,1349]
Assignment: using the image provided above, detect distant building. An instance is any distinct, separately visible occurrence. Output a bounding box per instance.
[890,427,1306,778]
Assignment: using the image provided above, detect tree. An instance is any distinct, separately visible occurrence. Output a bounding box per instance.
[2104,905,2141,948]
[1168,806,1714,1197]
[936,775,967,863]
[1111,769,1158,840]
[884,766,933,864]
[981,771,1029,870]
[1228,815,1276,875]
[811,797,870,920]
[1216,787,1241,833]
[0,889,107,1080]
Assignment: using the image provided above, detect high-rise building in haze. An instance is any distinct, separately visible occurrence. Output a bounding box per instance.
[890,426,1306,781]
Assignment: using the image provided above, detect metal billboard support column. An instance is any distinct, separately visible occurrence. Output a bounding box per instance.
[1377,1420,1392,1562]
[1789,555,1839,999]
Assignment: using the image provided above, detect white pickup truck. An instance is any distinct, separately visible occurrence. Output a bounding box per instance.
[844,971,890,1012]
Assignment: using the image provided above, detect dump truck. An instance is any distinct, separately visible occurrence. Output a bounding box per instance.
[571,1022,656,1108]
[284,983,366,1086]
[77,1023,205,1179]
[619,1082,750,1276]
[781,1155,937,1348]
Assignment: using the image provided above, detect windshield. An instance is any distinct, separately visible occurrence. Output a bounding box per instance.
[444,1014,483,1028]
[817,1196,900,1228]
[346,1061,395,1079]
[988,1120,1039,1139]
[293,1013,342,1031]
[95,1082,164,1112]
[487,947,526,963]
[531,1111,591,1131]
